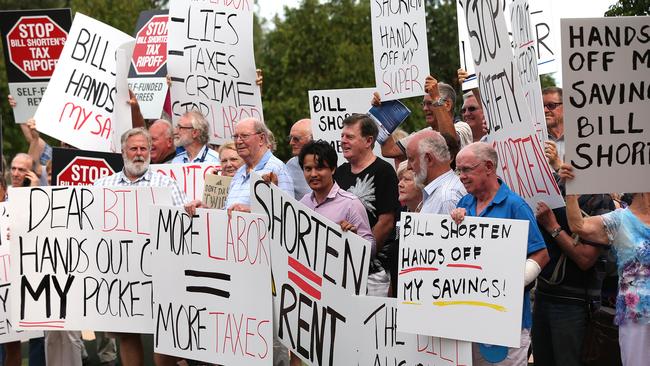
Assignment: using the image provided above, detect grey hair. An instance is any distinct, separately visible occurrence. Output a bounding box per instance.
[417,130,451,162]
[252,118,270,144]
[121,127,152,151]
[152,119,173,138]
[438,82,457,108]
[267,129,277,152]
[397,161,424,190]
[465,142,498,168]
[183,111,210,145]
[462,91,475,101]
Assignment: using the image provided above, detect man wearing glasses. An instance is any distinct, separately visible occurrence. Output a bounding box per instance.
[171,111,220,163]
[286,118,313,199]
[224,117,294,211]
[542,87,565,171]
[461,92,486,142]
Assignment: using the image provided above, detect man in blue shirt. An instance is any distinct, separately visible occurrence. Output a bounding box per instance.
[171,111,220,163]
[451,142,549,366]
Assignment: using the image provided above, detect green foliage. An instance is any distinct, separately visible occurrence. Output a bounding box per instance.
[605,0,650,16]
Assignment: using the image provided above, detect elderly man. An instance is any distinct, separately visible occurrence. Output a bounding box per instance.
[286,118,313,199]
[461,92,486,142]
[543,87,565,171]
[94,128,188,366]
[149,119,176,164]
[10,153,39,188]
[224,118,293,211]
[380,75,473,159]
[451,142,549,366]
[405,129,466,214]
[171,111,220,163]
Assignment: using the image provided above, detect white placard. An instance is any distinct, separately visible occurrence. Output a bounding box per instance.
[167,0,263,145]
[457,0,558,91]
[0,203,43,343]
[250,174,371,366]
[561,16,650,195]
[464,0,564,209]
[397,213,528,347]
[371,0,429,100]
[150,162,221,201]
[308,88,385,166]
[152,207,272,364]
[34,13,135,152]
[9,186,172,332]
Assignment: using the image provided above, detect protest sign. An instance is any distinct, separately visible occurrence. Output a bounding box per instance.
[151,207,272,364]
[167,0,263,144]
[370,0,429,100]
[0,203,43,343]
[0,9,71,124]
[397,213,528,347]
[510,0,548,144]
[352,296,472,366]
[251,174,371,366]
[202,174,232,209]
[561,17,650,195]
[464,0,564,209]
[457,0,557,91]
[52,148,123,186]
[309,88,387,166]
[9,186,172,332]
[33,13,135,152]
[150,162,221,201]
[128,10,169,119]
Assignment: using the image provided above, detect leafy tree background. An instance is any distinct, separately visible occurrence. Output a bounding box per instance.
[0,0,636,163]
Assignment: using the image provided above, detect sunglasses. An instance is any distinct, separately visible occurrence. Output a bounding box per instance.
[544,102,562,111]
[461,106,478,113]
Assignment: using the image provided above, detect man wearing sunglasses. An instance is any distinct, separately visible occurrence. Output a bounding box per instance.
[542,87,565,171]
[461,92,486,142]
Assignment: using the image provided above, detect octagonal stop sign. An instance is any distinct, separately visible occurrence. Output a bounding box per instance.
[6,15,68,79]
[57,157,115,186]
[132,14,168,75]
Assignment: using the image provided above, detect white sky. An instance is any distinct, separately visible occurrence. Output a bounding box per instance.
[257,1,302,21]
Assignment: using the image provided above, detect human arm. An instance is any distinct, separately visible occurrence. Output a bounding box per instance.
[128,89,145,128]
[544,141,563,171]
[26,119,46,176]
[372,212,395,254]
[425,75,457,143]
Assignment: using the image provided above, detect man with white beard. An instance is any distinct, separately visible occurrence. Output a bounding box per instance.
[405,129,466,214]
[93,127,187,366]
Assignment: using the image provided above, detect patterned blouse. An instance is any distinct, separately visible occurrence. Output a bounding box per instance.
[602,208,650,325]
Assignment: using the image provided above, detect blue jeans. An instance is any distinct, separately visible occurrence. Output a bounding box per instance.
[532,295,588,366]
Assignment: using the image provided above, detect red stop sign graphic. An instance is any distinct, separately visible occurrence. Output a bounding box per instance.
[7,16,68,79]
[132,14,168,75]
[57,157,115,186]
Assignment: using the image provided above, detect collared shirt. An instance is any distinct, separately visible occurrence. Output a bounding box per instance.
[397,122,473,154]
[456,179,546,330]
[300,183,375,251]
[224,150,294,208]
[171,144,220,164]
[548,133,565,163]
[93,168,187,206]
[286,156,311,200]
[420,169,466,215]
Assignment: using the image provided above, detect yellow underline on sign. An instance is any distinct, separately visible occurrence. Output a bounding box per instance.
[401,301,422,305]
[432,301,507,312]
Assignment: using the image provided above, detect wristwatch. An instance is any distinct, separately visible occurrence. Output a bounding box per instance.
[550,227,563,238]
[432,97,446,107]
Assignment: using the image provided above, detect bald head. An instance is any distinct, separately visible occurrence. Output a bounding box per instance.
[10,153,33,187]
[289,118,313,156]
[149,119,175,163]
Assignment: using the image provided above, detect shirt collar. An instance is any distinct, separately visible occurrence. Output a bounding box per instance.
[309,182,340,206]
[466,178,510,216]
[118,168,152,184]
[423,169,454,199]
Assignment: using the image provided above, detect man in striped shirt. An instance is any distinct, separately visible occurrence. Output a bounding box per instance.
[405,129,466,214]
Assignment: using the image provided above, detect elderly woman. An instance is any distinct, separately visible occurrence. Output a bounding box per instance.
[217,142,244,177]
[397,161,423,212]
[560,163,650,366]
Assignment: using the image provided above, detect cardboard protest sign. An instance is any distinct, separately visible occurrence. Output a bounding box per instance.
[9,186,172,332]
[167,0,263,144]
[561,17,650,195]
[33,13,135,152]
[150,162,221,201]
[0,9,71,123]
[151,207,272,364]
[52,148,123,186]
[202,174,232,209]
[397,213,528,347]
[250,174,371,366]
[0,203,43,343]
[308,88,386,166]
[128,10,169,119]
[370,0,429,100]
[464,1,564,209]
[457,0,557,91]
[510,0,548,144]
[352,296,472,366]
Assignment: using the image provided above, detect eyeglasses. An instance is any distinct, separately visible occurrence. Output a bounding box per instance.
[461,106,478,113]
[175,125,194,130]
[287,135,302,143]
[544,102,562,111]
[455,162,482,176]
[232,132,261,141]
